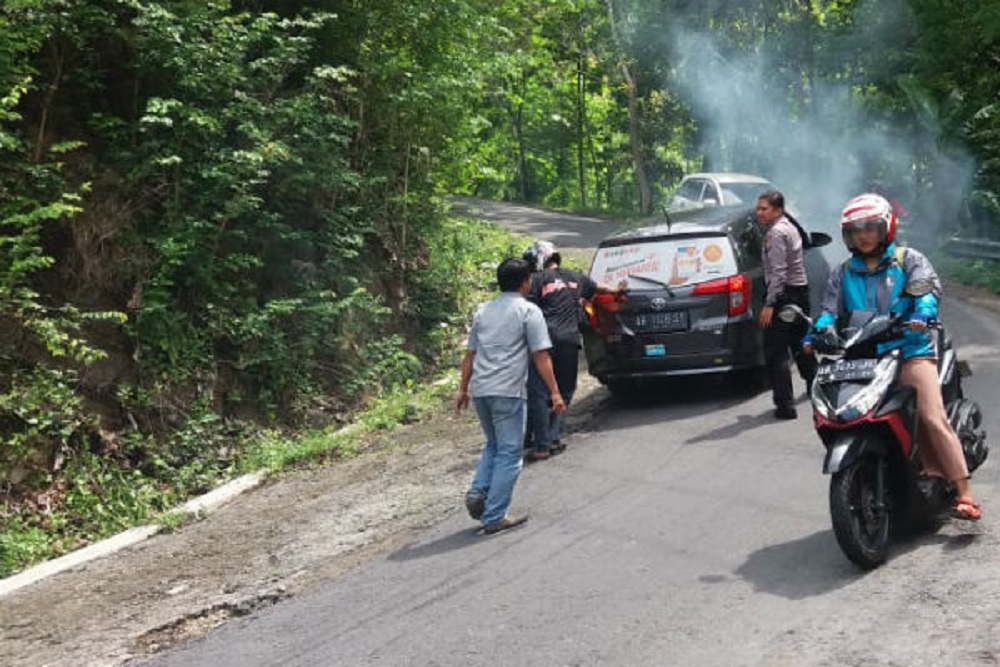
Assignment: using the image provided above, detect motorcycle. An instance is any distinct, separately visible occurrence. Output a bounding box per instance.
[778,279,988,569]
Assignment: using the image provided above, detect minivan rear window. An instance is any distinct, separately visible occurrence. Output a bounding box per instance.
[591,236,738,289]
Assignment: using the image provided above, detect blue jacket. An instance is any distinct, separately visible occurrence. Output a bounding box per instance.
[814,243,941,359]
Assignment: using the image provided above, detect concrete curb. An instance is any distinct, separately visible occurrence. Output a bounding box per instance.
[0,471,267,598]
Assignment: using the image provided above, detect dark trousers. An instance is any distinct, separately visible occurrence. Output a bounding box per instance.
[526,342,579,450]
[764,286,817,409]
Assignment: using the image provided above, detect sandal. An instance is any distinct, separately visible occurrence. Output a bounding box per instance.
[482,515,529,535]
[549,440,566,455]
[952,496,983,521]
[524,449,550,462]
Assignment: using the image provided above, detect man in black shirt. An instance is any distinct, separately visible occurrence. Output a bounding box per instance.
[523,241,608,461]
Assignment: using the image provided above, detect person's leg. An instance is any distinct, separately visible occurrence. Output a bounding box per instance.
[790,315,817,396]
[526,363,551,456]
[549,343,579,447]
[480,396,527,526]
[765,324,795,416]
[900,359,979,516]
[900,359,969,479]
[466,397,498,518]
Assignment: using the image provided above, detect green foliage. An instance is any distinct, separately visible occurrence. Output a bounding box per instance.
[0,523,50,578]
[0,368,91,486]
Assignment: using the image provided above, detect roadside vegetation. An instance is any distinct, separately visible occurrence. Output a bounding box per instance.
[4,1,1000,577]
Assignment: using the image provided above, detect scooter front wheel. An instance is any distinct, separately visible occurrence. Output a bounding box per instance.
[830,456,890,569]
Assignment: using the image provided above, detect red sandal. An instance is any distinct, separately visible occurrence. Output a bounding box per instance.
[952,496,982,521]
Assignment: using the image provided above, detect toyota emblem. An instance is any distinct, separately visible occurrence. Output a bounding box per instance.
[650,297,668,311]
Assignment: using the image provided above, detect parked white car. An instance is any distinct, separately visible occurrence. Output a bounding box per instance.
[665,173,775,211]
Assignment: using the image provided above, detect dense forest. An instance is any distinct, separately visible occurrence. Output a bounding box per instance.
[3,0,1000,572]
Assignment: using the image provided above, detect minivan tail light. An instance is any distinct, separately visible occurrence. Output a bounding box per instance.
[692,273,751,317]
[585,292,627,334]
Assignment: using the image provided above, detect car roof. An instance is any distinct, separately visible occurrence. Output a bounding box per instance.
[599,205,755,247]
[683,172,773,184]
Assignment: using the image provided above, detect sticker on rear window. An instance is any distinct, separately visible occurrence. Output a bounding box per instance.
[591,238,737,288]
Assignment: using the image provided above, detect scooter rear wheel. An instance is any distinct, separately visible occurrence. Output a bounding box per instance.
[830,456,890,569]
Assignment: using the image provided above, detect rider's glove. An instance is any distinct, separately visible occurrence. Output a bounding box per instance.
[907,312,930,330]
[801,332,814,348]
[813,326,840,353]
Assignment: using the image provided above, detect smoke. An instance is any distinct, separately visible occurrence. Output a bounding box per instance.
[664,1,976,243]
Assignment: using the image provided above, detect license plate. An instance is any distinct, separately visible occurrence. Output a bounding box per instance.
[816,358,878,383]
[644,344,667,357]
[629,310,689,332]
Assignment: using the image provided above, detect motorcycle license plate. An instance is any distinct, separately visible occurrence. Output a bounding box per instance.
[816,358,879,383]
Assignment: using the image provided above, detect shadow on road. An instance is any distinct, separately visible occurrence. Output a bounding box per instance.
[387,526,485,562]
[684,408,776,444]
[586,375,770,432]
[735,530,860,599]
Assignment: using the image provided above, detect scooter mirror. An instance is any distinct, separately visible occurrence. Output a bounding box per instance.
[809,231,833,248]
[904,278,934,297]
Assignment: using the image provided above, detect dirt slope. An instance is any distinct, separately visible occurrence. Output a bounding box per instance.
[0,373,610,667]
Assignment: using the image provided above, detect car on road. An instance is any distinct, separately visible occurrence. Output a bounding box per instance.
[581,204,832,395]
[665,172,775,211]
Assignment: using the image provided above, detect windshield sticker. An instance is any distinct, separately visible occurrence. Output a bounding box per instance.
[594,238,735,286]
[601,252,661,283]
[703,243,724,263]
[673,245,701,282]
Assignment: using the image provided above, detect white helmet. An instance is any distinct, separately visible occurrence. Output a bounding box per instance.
[840,193,897,252]
[522,240,559,271]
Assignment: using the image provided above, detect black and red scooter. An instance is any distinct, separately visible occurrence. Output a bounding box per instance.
[779,279,988,569]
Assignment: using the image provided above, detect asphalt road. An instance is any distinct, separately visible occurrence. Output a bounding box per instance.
[143,203,1000,667]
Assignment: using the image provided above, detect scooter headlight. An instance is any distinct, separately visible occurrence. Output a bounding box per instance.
[834,355,900,421]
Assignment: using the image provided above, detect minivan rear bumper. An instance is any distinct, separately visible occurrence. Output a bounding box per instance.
[583,320,764,383]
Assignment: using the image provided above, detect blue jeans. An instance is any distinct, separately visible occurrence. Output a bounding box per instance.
[468,396,526,525]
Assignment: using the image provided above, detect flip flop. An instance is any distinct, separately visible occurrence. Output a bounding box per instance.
[482,515,529,535]
[952,496,982,521]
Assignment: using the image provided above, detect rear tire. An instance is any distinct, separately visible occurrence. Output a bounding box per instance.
[830,456,890,570]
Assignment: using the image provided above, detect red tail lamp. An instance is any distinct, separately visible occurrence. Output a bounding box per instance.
[584,291,628,333]
[692,273,751,317]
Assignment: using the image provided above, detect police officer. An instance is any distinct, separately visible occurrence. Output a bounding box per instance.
[756,190,816,420]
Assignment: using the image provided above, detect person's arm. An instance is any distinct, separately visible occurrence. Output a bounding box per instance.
[532,350,566,414]
[803,268,844,353]
[763,225,791,307]
[454,349,475,413]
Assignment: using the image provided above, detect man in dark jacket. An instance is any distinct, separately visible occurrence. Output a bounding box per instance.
[522,241,605,461]
[756,191,817,420]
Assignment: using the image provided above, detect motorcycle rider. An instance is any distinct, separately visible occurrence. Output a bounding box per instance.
[803,193,982,520]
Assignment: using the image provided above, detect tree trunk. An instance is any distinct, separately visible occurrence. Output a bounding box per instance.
[621,62,652,214]
[512,73,529,201]
[576,51,587,209]
[606,0,651,214]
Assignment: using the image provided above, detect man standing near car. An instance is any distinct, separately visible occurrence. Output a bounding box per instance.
[521,241,600,462]
[455,257,565,534]
[756,190,817,420]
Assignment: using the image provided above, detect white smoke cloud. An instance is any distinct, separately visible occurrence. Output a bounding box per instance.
[665,2,975,244]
